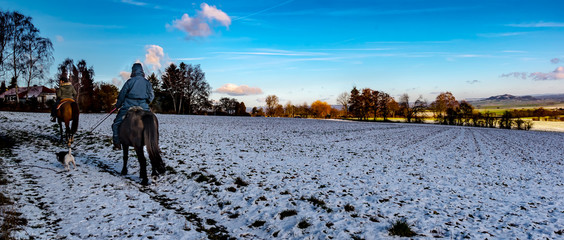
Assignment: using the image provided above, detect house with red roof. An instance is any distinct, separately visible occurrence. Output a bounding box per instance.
[0,85,56,104]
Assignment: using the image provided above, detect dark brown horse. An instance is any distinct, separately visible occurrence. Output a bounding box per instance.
[56,99,79,147]
[119,107,165,185]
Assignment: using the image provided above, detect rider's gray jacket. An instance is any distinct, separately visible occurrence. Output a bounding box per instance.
[115,63,154,110]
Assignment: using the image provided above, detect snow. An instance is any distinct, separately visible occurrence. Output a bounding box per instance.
[1,111,563,239]
[530,120,564,132]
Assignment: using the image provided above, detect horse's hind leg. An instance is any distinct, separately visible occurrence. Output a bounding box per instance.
[59,123,64,142]
[65,123,71,145]
[121,147,129,175]
[135,147,149,185]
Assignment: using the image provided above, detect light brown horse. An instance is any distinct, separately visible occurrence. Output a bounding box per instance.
[56,99,79,147]
[119,107,165,185]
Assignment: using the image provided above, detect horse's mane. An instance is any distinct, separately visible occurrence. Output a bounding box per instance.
[125,106,147,119]
[128,106,144,112]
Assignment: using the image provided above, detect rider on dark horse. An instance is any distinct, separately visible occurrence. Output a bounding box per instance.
[112,63,154,150]
[51,79,77,122]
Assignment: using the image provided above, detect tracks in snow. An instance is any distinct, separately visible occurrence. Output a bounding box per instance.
[5,126,235,240]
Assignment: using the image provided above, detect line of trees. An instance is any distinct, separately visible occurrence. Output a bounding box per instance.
[258,95,341,118]
[337,88,542,130]
[254,88,549,131]
[346,87,404,121]
[427,92,537,130]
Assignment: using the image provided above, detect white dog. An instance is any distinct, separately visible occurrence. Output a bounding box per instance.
[56,148,76,171]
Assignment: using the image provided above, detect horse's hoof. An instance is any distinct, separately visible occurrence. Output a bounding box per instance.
[141,179,149,186]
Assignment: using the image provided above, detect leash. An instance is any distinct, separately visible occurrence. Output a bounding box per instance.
[72,107,118,146]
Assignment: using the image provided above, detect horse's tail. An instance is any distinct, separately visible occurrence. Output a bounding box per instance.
[142,113,165,174]
[71,102,80,134]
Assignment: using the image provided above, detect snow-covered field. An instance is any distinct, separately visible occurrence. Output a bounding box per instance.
[530,120,564,132]
[1,111,563,239]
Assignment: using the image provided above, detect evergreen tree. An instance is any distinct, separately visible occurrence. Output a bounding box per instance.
[77,60,94,112]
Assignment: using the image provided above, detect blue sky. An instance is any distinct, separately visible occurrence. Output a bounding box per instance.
[2,0,564,107]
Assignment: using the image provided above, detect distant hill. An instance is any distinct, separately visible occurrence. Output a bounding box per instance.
[469,93,564,109]
[484,94,537,101]
[530,93,564,101]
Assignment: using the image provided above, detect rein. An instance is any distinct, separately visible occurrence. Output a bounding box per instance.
[72,107,118,146]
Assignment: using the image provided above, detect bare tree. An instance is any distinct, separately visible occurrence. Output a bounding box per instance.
[399,93,427,123]
[337,92,350,116]
[378,92,392,121]
[265,95,279,117]
[0,11,10,79]
[3,12,33,103]
[430,92,459,124]
[22,35,53,99]
[284,101,295,117]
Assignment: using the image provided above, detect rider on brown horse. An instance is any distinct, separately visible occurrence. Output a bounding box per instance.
[51,79,77,122]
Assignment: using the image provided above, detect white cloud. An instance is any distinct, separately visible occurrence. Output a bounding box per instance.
[121,0,147,6]
[478,32,527,38]
[216,83,263,96]
[506,21,564,28]
[168,3,231,39]
[502,50,526,53]
[172,57,205,61]
[466,80,480,84]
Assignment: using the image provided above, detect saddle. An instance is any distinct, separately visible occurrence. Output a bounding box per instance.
[57,98,75,109]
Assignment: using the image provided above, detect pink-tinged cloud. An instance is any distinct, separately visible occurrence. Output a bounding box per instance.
[170,13,211,37]
[144,45,166,70]
[500,72,528,79]
[501,67,564,80]
[113,71,132,88]
[168,3,231,38]
[551,58,561,64]
[120,71,131,80]
[216,83,263,96]
[530,66,564,80]
[200,3,231,27]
